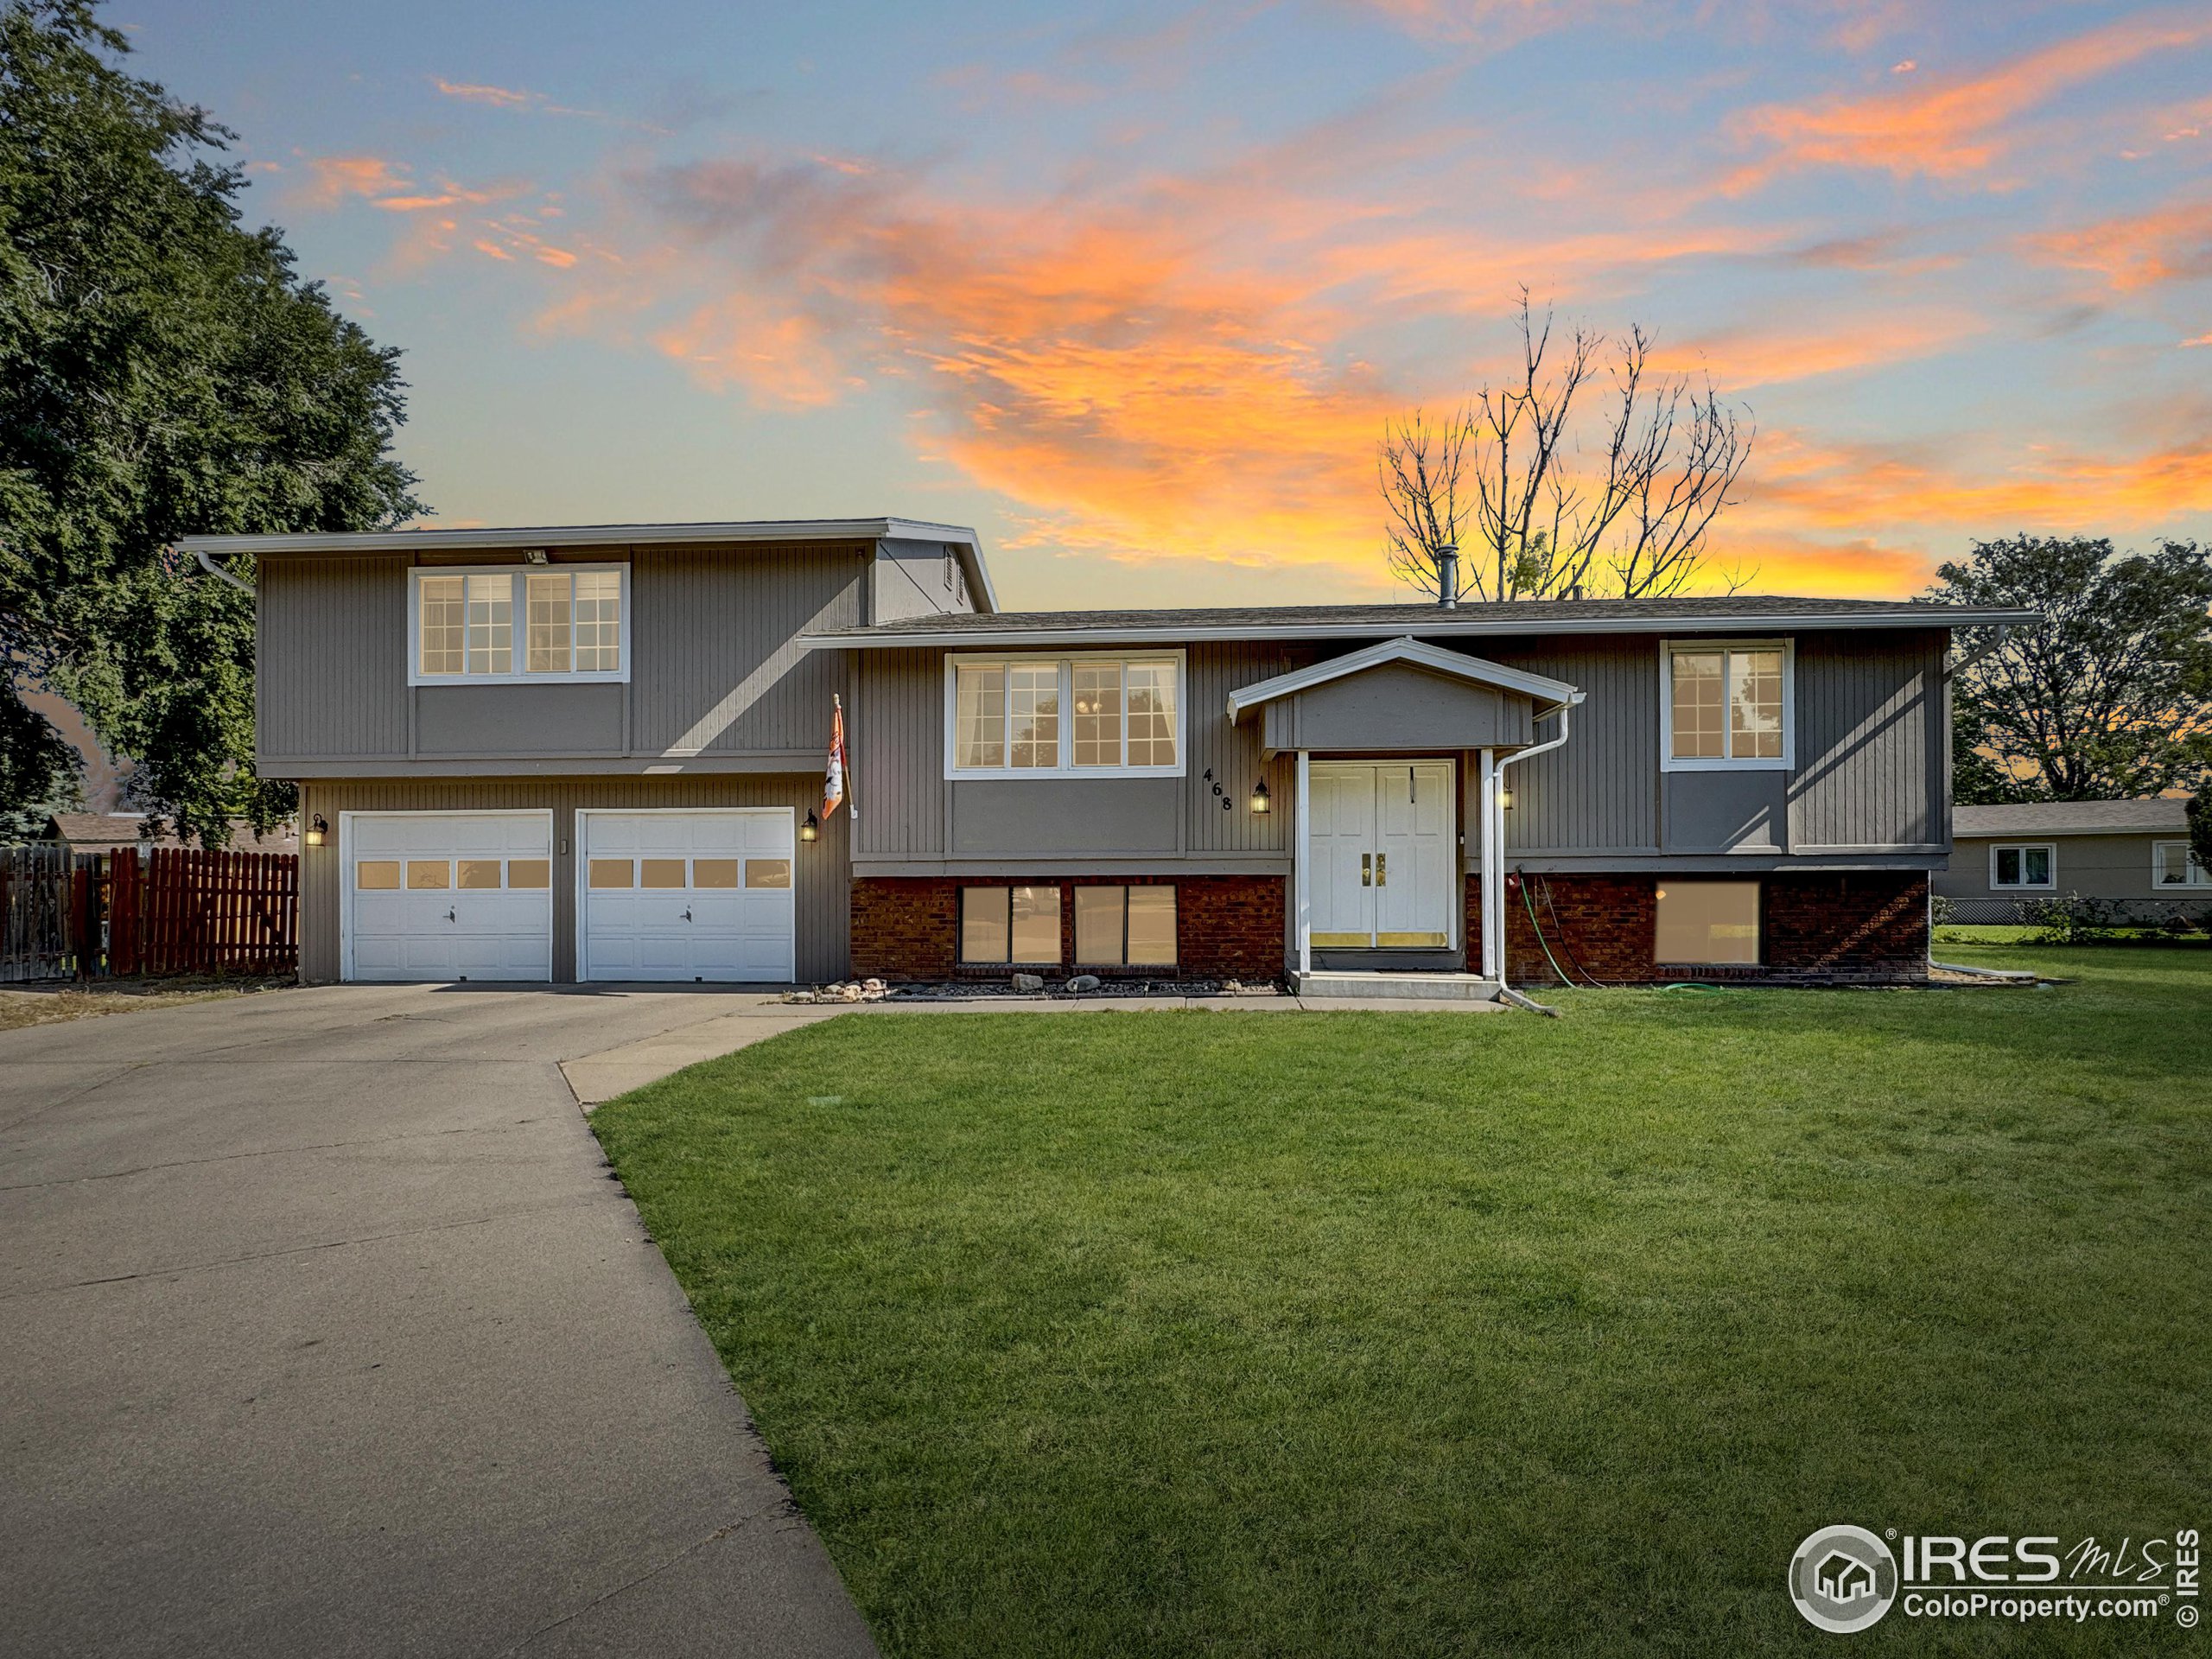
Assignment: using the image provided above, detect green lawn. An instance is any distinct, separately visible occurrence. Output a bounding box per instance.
[592,948,2211,1657]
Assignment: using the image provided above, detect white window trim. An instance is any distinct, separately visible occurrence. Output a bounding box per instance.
[2152,840,2212,889]
[1657,638,1795,772]
[1989,842,2058,891]
[943,650,1188,780]
[407,563,631,687]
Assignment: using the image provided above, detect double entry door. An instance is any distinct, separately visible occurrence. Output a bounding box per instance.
[1308,760,1457,949]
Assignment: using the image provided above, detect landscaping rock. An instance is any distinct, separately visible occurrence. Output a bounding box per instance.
[1065,974,1102,993]
[1011,972,1045,993]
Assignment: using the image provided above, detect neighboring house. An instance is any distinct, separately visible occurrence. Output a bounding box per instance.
[1936,799,2208,923]
[177,518,2036,992]
[41,813,299,856]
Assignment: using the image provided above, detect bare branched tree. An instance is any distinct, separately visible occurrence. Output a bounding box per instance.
[1380,291,1756,602]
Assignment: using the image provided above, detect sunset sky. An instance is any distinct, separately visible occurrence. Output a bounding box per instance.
[125,1,2212,607]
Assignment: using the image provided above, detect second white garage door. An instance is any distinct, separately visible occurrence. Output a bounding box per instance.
[579,810,797,982]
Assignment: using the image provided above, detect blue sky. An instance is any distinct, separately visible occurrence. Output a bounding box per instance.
[117,1,2212,607]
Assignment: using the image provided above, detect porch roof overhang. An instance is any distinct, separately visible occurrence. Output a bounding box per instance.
[1229,637,1586,762]
[1226,636,1584,725]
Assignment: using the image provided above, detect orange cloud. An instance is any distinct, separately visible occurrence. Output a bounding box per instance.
[295,155,410,208]
[1644,311,1981,388]
[1730,10,2212,188]
[2029,198,2212,290]
[433,78,535,109]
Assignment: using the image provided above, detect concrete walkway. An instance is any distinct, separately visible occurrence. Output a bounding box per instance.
[0,985,880,1659]
[560,987,1501,1104]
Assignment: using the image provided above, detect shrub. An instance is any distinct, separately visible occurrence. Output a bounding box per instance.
[2019,892,2129,944]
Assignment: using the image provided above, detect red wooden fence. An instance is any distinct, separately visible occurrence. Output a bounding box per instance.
[0,846,297,980]
[126,848,300,976]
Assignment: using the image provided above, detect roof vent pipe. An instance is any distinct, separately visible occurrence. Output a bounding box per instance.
[1436,543,1459,609]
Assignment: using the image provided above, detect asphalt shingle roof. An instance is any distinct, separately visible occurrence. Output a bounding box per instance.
[1953,799,2190,837]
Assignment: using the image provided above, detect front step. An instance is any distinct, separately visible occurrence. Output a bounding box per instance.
[1290,970,1502,1002]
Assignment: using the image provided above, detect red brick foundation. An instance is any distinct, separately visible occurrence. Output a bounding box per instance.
[851,875,1286,982]
[1470,872,1929,986]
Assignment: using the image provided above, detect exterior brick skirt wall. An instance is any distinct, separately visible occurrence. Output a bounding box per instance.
[852,875,1286,982]
[1470,871,1930,986]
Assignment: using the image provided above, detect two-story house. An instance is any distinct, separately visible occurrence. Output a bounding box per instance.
[180,518,2037,993]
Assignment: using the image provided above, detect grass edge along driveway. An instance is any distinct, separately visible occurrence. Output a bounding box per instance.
[592,947,2210,1659]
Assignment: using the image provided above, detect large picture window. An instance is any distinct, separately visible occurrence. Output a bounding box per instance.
[411,565,627,684]
[1661,640,1791,770]
[948,655,1184,778]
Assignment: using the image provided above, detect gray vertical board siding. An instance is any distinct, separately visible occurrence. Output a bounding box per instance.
[1258,663,1536,753]
[628,543,864,755]
[257,555,409,761]
[261,543,863,767]
[1789,630,1944,850]
[846,641,1297,863]
[1190,642,1300,855]
[297,774,849,984]
[414,683,626,754]
[1662,771,1787,852]
[1483,637,1661,856]
[850,648,947,860]
[873,537,979,621]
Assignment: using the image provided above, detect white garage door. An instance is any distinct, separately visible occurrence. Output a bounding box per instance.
[345,811,554,982]
[579,810,796,982]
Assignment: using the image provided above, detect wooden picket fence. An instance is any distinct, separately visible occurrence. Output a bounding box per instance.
[0,844,298,982]
[0,845,76,982]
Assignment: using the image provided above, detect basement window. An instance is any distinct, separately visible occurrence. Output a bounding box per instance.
[1655,880,1760,964]
[1074,886,1178,967]
[959,885,1062,965]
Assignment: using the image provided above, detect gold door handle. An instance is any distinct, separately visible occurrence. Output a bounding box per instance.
[1361,853,1372,887]
[1376,853,1388,886]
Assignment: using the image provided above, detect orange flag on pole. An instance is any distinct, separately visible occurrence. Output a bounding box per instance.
[823,694,854,819]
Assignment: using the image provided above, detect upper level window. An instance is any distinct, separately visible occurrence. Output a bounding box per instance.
[1661,639,1791,771]
[948,654,1184,778]
[1991,843,2055,890]
[410,565,627,685]
[2154,841,2210,889]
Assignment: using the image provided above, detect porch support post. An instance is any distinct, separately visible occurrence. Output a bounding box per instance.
[1478,747,1501,981]
[1295,749,1312,979]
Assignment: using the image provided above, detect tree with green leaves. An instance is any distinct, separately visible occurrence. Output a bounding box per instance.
[1932,535,2212,803]
[1,0,423,844]
[2190,782,2212,875]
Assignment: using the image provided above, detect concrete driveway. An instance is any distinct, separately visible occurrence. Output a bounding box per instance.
[0,984,877,1659]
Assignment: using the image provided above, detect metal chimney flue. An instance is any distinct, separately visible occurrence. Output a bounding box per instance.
[1436,544,1459,609]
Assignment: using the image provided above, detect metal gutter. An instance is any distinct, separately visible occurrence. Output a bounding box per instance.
[800,607,2043,649]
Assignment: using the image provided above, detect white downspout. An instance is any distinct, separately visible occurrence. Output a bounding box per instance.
[1478,748,1499,980]
[188,546,255,594]
[1489,699,1581,986]
[1295,750,1312,980]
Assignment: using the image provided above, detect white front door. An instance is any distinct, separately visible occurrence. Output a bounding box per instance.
[1307,762,1455,950]
[343,811,554,982]
[579,810,796,982]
